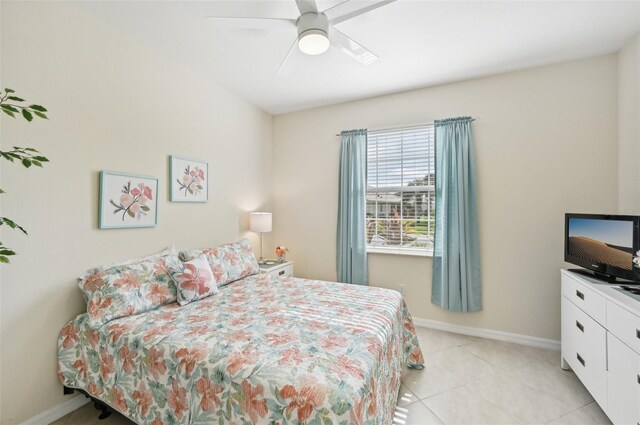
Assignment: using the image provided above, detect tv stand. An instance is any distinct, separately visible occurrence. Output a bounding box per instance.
[567,268,634,284]
[561,270,640,425]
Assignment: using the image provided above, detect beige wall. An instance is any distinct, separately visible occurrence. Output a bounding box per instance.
[271,55,619,342]
[0,2,272,423]
[618,33,640,213]
[0,3,3,421]
[0,1,629,422]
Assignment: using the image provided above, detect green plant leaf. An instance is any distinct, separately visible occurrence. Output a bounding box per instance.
[1,104,19,113]
[29,105,47,112]
[1,109,15,118]
[0,256,9,263]
[21,109,33,122]
[0,249,16,256]
[127,209,135,218]
[24,148,39,152]
[33,156,49,162]
[22,158,31,168]
[33,111,48,120]
[0,188,5,194]
[1,152,15,162]
[7,96,24,102]
[31,160,42,167]
[0,217,28,234]
[4,88,15,93]
[141,206,150,212]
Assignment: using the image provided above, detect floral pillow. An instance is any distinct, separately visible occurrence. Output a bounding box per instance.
[78,246,176,300]
[179,238,260,287]
[169,254,220,305]
[82,255,180,329]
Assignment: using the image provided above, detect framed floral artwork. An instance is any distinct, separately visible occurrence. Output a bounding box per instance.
[170,155,208,203]
[99,171,159,229]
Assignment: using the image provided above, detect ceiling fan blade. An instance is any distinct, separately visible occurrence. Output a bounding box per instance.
[295,0,319,15]
[206,17,296,30]
[324,0,396,25]
[277,38,304,76]
[330,27,378,65]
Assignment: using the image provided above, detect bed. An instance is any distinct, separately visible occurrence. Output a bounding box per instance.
[58,272,424,424]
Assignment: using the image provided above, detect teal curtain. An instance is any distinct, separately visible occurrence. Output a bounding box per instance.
[432,117,481,312]
[337,129,368,285]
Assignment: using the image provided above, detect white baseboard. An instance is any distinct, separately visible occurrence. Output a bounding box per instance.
[21,395,89,425]
[412,317,561,351]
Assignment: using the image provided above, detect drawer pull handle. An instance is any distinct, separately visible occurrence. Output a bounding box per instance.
[576,321,584,332]
[576,353,585,367]
[576,290,584,300]
[636,329,640,339]
[637,374,639,385]
[279,270,285,276]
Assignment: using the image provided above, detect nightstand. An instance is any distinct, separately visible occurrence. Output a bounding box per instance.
[259,260,294,279]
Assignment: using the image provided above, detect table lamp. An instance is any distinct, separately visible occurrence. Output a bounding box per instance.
[250,212,272,264]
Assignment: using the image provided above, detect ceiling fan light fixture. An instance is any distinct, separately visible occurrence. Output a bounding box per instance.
[298,29,330,55]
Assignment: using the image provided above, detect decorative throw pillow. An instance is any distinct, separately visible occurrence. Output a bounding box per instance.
[169,254,219,305]
[179,238,260,287]
[82,254,180,329]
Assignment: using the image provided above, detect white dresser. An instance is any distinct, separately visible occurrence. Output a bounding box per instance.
[561,269,640,425]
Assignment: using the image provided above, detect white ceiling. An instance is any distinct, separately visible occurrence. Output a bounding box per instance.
[79,1,640,115]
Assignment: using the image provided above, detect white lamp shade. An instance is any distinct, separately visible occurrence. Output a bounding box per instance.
[250,212,272,233]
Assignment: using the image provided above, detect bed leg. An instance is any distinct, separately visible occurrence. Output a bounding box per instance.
[93,400,112,420]
[63,386,74,395]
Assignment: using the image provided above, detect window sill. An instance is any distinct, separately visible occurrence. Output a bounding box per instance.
[366,247,433,257]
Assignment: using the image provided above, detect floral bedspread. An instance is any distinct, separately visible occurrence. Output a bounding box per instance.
[58,274,424,425]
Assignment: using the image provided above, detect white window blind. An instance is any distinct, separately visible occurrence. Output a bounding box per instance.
[366,125,435,253]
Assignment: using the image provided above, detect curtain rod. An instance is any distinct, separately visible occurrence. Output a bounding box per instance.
[334,118,476,137]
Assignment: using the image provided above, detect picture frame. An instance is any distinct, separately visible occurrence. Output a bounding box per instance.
[169,155,209,203]
[99,171,159,229]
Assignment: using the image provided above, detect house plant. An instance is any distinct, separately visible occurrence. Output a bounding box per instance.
[0,88,49,263]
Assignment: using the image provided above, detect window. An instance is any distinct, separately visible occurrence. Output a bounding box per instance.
[366,125,435,254]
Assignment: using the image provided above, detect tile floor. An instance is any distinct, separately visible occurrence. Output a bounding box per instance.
[52,327,612,425]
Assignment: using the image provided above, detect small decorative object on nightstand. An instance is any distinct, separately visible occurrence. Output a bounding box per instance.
[275,246,289,262]
[259,260,294,279]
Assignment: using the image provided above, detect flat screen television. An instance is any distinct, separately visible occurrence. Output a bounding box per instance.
[565,213,640,282]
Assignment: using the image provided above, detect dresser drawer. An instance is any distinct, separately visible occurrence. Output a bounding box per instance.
[562,273,607,325]
[607,300,640,356]
[606,334,640,425]
[561,296,608,408]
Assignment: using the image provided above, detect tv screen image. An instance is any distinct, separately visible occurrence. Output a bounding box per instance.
[567,218,633,271]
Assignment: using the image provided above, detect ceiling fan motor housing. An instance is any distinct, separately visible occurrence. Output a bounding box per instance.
[297,12,329,39]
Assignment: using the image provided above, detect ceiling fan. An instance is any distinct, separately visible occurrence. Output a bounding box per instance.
[206,0,397,75]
